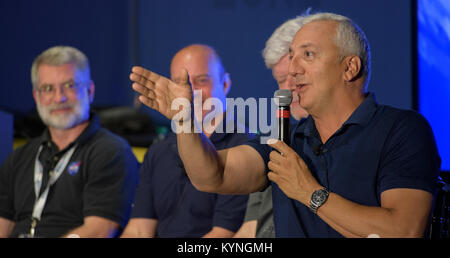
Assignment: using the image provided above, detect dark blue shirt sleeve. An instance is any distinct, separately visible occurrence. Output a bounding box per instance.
[212,193,248,232]
[378,111,441,196]
[244,135,272,174]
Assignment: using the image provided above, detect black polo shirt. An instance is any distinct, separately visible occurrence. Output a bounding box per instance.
[246,93,441,237]
[0,114,139,237]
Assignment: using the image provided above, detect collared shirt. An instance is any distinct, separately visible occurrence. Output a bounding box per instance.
[131,120,251,237]
[0,114,139,237]
[246,93,441,237]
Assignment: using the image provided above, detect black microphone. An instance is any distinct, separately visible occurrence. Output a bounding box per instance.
[274,89,292,146]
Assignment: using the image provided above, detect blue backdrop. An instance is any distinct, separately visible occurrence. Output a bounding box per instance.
[0,0,134,113]
[136,0,414,125]
[3,0,447,170]
[0,0,413,114]
[418,0,450,171]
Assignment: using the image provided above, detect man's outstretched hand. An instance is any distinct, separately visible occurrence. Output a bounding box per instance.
[130,66,192,120]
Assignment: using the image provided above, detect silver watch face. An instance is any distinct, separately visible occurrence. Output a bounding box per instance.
[312,189,328,204]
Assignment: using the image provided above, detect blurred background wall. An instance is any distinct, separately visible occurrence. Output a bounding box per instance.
[0,0,448,170]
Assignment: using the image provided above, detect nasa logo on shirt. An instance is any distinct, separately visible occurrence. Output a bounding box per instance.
[67,161,81,176]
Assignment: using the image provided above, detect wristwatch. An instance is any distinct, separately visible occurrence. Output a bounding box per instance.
[309,188,329,214]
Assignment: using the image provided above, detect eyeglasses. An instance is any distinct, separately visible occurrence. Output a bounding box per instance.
[36,80,86,97]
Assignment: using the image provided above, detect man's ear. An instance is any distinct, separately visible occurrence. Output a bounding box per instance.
[222,73,231,96]
[343,55,362,82]
[32,88,38,103]
[88,81,95,103]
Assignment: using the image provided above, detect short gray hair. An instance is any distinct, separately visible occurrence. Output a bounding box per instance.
[31,46,91,89]
[299,12,371,87]
[262,17,304,69]
[262,9,312,69]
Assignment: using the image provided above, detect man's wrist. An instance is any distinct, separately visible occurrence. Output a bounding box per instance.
[309,187,330,214]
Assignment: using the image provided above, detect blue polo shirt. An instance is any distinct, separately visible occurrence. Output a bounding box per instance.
[246,93,441,237]
[131,123,251,237]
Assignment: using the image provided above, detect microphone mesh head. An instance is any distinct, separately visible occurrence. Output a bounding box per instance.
[274,89,292,107]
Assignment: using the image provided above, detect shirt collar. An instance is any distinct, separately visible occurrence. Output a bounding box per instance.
[39,113,100,151]
[295,92,378,137]
[343,92,378,127]
[298,115,317,138]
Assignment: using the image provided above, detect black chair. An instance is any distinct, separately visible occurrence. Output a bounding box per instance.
[430,174,449,238]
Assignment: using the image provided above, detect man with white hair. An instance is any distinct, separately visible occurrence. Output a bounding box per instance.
[0,46,139,238]
[234,15,309,238]
[130,12,440,237]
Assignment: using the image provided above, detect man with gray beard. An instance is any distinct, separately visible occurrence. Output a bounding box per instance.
[0,46,139,238]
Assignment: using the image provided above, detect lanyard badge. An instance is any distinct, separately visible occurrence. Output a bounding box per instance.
[29,144,77,237]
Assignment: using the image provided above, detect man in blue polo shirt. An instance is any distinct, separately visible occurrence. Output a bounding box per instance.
[121,44,249,238]
[130,12,441,237]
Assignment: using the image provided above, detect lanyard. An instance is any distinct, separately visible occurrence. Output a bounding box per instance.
[30,144,77,237]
